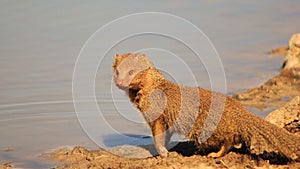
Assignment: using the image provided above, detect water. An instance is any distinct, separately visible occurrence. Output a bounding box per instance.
[1,1,300,168]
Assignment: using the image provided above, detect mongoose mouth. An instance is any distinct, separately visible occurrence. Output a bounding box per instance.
[114,79,129,90]
[129,82,141,90]
[115,83,129,90]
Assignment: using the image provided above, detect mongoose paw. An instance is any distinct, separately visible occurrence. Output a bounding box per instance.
[233,143,242,149]
[157,147,169,158]
[207,152,221,158]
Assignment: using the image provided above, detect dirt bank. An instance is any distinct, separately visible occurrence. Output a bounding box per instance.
[45,144,300,169]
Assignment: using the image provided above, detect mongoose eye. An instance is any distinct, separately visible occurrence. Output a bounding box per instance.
[129,70,134,75]
[115,70,119,76]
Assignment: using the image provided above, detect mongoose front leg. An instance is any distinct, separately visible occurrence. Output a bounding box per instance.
[208,141,232,158]
[151,118,168,157]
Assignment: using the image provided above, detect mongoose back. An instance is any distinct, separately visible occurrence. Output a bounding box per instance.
[112,53,300,162]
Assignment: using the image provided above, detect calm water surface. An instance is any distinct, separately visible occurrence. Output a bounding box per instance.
[0,1,300,168]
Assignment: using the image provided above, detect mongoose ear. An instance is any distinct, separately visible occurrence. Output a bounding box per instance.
[114,53,122,61]
[136,53,155,68]
[113,53,122,68]
[144,58,154,68]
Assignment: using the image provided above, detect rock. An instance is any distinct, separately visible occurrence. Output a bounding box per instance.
[268,46,288,56]
[281,33,300,77]
[0,162,13,169]
[265,96,300,135]
[233,34,300,108]
[232,75,300,109]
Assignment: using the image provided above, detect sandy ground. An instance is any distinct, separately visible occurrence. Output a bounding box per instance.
[232,74,300,109]
[44,144,300,169]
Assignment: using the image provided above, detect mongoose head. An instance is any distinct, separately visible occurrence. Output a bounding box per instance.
[112,53,154,89]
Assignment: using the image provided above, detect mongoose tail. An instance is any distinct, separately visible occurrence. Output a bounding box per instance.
[193,92,300,162]
[236,109,300,162]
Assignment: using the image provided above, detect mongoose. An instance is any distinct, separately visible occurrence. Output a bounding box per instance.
[112,53,300,162]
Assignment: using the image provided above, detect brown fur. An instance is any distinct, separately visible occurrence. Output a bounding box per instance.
[113,53,300,162]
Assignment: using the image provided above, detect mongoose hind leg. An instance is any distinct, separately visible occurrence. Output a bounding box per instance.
[207,134,242,158]
[207,141,232,158]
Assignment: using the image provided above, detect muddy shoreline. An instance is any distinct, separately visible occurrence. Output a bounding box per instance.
[44,144,300,169]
